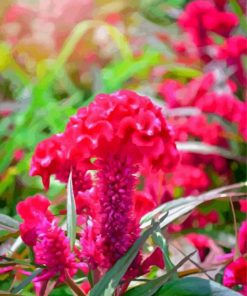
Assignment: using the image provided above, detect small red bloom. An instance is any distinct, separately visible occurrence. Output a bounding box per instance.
[238,221,247,255]
[240,200,247,213]
[223,257,247,293]
[217,35,247,86]
[186,233,214,262]
[17,195,53,246]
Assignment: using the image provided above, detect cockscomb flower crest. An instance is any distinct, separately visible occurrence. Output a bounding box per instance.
[29,90,178,279]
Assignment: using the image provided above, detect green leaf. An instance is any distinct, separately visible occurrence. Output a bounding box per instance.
[152,230,176,274]
[154,277,241,296]
[124,252,195,296]
[166,66,201,79]
[0,214,19,232]
[229,0,247,34]
[102,50,160,93]
[67,171,77,250]
[40,20,132,89]
[11,268,43,294]
[89,214,168,296]
[176,142,247,164]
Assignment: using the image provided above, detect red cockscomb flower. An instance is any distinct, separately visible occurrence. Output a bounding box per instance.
[31,90,178,285]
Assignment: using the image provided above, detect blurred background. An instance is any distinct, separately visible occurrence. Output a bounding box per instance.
[0,1,247,294]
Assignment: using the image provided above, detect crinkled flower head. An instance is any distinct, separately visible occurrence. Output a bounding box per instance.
[64,90,178,170]
[30,135,66,189]
[30,90,178,187]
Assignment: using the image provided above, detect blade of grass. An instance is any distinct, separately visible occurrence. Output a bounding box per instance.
[40,20,132,89]
[0,214,19,232]
[141,182,247,227]
[11,268,43,294]
[176,141,247,164]
[124,251,196,296]
[152,229,176,275]
[67,171,77,250]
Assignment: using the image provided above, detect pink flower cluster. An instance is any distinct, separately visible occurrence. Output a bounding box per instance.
[177,0,247,85]
[17,195,87,282]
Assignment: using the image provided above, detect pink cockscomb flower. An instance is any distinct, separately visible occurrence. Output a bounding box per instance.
[31,90,178,282]
[223,257,247,294]
[71,90,178,274]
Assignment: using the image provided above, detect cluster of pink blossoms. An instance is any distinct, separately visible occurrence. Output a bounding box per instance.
[17,90,178,292]
[176,0,247,86]
[17,195,88,283]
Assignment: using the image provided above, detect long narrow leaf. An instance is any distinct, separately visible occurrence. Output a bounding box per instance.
[176,141,247,163]
[67,171,77,250]
[90,214,168,296]
[41,20,132,88]
[152,230,176,274]
[0,214,19,232]
[155,277,241,296]
[11,268,43,294]
[124,251,195,296]
[141,182,247,228]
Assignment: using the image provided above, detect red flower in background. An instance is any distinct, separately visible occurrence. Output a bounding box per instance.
[217,35,247,86]
[240,200,247,213]
[186,233,218,262]
[178,1,238,46]
[223,257,247,294]
[238,221,247,255]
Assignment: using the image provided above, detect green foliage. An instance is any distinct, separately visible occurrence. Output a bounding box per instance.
[155,277,241,296]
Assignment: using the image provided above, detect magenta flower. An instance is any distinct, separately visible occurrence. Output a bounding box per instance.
[17,195,54,246]
[30,90,178,280]
[238,221,247,255]
[223,257,247,294]
[17,195,88,282]
[34,222,79,282]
